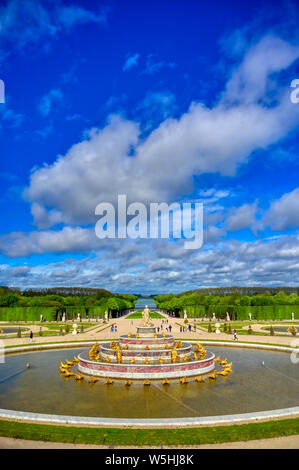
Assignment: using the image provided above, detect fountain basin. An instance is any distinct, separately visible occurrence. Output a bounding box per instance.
[78,350,215,380]
[99,342,192,363]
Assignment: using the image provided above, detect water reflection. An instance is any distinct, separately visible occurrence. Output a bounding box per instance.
[0,346,298,418]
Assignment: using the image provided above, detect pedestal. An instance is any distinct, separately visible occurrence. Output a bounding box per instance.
[137,326,156,338]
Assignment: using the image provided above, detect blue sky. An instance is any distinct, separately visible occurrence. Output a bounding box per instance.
[0,0,298,293]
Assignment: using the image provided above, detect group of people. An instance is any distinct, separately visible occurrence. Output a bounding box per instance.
[179,324,196,333]
[111,325,117,333]
[157,324,172,333]
[157,318,172,333]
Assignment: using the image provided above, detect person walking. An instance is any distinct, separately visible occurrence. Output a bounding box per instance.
[233,328,238,341]
[29,331,33,342]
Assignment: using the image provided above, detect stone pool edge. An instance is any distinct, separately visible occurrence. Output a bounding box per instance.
[0,340,299,427]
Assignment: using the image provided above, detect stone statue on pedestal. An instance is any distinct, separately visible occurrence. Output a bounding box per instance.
[141,305,153,327]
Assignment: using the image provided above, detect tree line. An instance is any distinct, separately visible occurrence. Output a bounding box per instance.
[0,286,137,314]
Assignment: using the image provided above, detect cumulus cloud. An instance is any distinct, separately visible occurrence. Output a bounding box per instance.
[23,34,299,229]
[0,226,101,257]
[221,35,299,105]
[1,235,298,290]
[24,116,140,227]
[262,188,299,231]
[226,202,258,232]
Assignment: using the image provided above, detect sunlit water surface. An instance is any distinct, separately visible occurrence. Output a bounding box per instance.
[0,346,299,418]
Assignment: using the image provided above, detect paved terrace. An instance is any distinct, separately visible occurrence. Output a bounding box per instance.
[1,313,299,348]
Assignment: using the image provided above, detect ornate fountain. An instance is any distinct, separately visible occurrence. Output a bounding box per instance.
[77,306,216,382]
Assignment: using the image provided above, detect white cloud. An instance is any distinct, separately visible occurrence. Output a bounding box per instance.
[221,35,299,105]
[262,188,299,231]
[143,54,176,74]
[38,88,63,117]
[123,53,139,71]
[0,234,298,290]
[23,34,299,229]
[226,202,258,232]
[57,5,107,29]
[0,0,107,53]
[0,226,101,257]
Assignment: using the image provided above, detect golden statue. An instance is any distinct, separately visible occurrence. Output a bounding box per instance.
[116,346,122,363]
[141,305,153,327]
[171,348,178,363]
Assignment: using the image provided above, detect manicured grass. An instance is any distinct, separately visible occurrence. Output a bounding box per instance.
[126,311,164,319]
[194,321,296,337]
[0,417,299,446]
[0,322,99,339]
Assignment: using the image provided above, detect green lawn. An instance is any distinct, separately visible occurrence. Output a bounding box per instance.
[195,321,297,337]
[126,311,164,319]
[0,322,94,339]
[0,417,299,446]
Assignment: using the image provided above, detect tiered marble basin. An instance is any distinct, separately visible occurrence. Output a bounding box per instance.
[78,325,215,381]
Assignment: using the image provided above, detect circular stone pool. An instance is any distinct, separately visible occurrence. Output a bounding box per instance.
[1,345,299,420]
[263,326,294,333]
[0,327,28,334]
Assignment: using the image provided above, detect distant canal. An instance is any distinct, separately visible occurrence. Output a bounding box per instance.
[134,298,157,310]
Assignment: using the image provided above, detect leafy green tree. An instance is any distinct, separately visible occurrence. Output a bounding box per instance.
[0,293,20,307]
